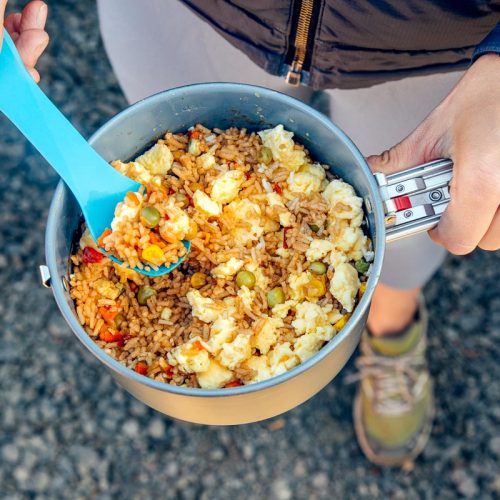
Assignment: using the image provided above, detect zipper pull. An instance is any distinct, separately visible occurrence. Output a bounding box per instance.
[286,61,303,86]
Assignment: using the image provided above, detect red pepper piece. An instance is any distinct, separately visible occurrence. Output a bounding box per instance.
[273,183,283,195]
[82,246,104,264]
[224,380,242,388]
[134,362,148,375]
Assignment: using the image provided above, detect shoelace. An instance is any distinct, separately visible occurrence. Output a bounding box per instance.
[345,351,428,415]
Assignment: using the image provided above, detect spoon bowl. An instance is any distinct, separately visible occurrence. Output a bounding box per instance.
[0,30,189,276]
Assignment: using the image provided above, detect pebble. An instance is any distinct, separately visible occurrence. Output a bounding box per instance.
[147,418,166,438]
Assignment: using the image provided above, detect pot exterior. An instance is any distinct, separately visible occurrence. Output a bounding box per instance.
[45,84,385,425]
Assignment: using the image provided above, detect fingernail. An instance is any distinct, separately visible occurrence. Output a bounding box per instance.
[37,4,48,26]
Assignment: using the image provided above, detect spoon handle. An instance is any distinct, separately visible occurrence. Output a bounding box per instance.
[0,30,135,212]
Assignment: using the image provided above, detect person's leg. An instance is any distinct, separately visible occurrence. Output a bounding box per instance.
[326,72,462,336]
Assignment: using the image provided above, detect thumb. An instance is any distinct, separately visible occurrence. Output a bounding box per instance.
[366,122,437,174]
[0,0,7,48]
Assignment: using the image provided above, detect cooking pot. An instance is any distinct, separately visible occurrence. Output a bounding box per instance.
[42,83,452,425]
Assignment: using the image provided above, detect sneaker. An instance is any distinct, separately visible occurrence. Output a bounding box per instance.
[351,297,434,467]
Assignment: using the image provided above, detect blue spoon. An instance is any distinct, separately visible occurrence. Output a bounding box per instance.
[0,31,189,276]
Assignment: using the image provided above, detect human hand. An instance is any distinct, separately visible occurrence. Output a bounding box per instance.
[367,54,500,254]
[1,0,48,82]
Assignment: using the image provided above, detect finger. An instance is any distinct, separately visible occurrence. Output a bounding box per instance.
[366,122,433,174]
[0,0,7,47]
[5,12,22,34]
[429,158,500,254]
[478,207,500,251]
[27,66,40,82]
[19,1,47,31]
[14,28,49,68]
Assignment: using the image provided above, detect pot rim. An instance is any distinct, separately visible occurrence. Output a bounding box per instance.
[45,82,386,398]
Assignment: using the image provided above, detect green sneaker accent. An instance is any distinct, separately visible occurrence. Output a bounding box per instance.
[351,297,434,467]
[368,316,423,357]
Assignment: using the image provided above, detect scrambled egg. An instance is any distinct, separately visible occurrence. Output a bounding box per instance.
[111,192,143,231]
[113,262,141,284]
[167,337,210,374]
[264,193,293,226]
[237,286,256,309]
[322,179,364,226]
[329,263,360,312]
[293,333,324,362]
[136,143,173,175]
[268,342,299,375]
[187,290,226,323]
[243,355,273,383]
[196,152,216,170]
[258,125,307,171]
[225,199,264,245]
[210,170,245,204]
[193,190,221,216]
[271,300,297,319]
[94,279,122,300]
[219,333,252,370]
[203,317,237,354]
[252,317,284,354]
[211,257,244,278]
[291,301,335,339]
[197,360,234,389]
[113,160,153,186]
[333,225,369,261]
[306,239,334,262]
[160,200,191,240]
[288,271,313,301]
[287,170,322,196]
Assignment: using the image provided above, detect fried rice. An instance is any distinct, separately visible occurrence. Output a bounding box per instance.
[69,124,373,389]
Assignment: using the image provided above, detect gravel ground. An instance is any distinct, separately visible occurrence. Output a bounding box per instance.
[1,1,499,498]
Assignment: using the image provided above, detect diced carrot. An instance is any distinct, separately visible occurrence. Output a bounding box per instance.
[134,362,148,375]
[125,192,140,206]
[224,380,242,388]
[149,232,162,245]
[99,306,119,324]
[99,328,123,343]
[82,246,104,264]
[97,228,112,247]
[164,365,174,378]
[189,130,201,139]
[273,183,283,195]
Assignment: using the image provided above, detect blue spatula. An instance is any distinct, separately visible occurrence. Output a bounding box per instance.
[0,30,189,276]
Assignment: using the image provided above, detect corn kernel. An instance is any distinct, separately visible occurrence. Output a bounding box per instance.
[359,282,367,298]
[141,244,164,266]
[334,314,351,331]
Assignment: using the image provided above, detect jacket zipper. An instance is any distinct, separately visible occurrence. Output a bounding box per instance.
[285,0,320,86]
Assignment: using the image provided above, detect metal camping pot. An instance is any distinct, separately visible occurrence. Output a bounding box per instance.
[43,83,452,425]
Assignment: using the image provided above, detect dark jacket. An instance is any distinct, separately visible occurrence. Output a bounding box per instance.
[182,0,500,89]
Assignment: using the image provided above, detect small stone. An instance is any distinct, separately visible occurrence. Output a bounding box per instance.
[122,419,140,438]
[148,418,166,438]
[14,467,29,485]
[489,437,500,456]
[2,443,19,463]
[210,448,225,461]
[272,479,292,500]
[312,472,328,489]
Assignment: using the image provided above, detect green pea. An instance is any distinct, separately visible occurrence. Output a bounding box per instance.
[308,224,320,233]
[267,287,285,308]
[355,258,370,274]
[140,206,161,228]
[113,314,125,329]
[309,262,327,275]
[235,270,256,289]
[137,285,157,305]
[258,146,273,165]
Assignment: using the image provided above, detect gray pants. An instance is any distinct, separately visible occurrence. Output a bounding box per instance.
[97,0,460,289]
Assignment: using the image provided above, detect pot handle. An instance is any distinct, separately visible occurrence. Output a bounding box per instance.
[373,158,453,242]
